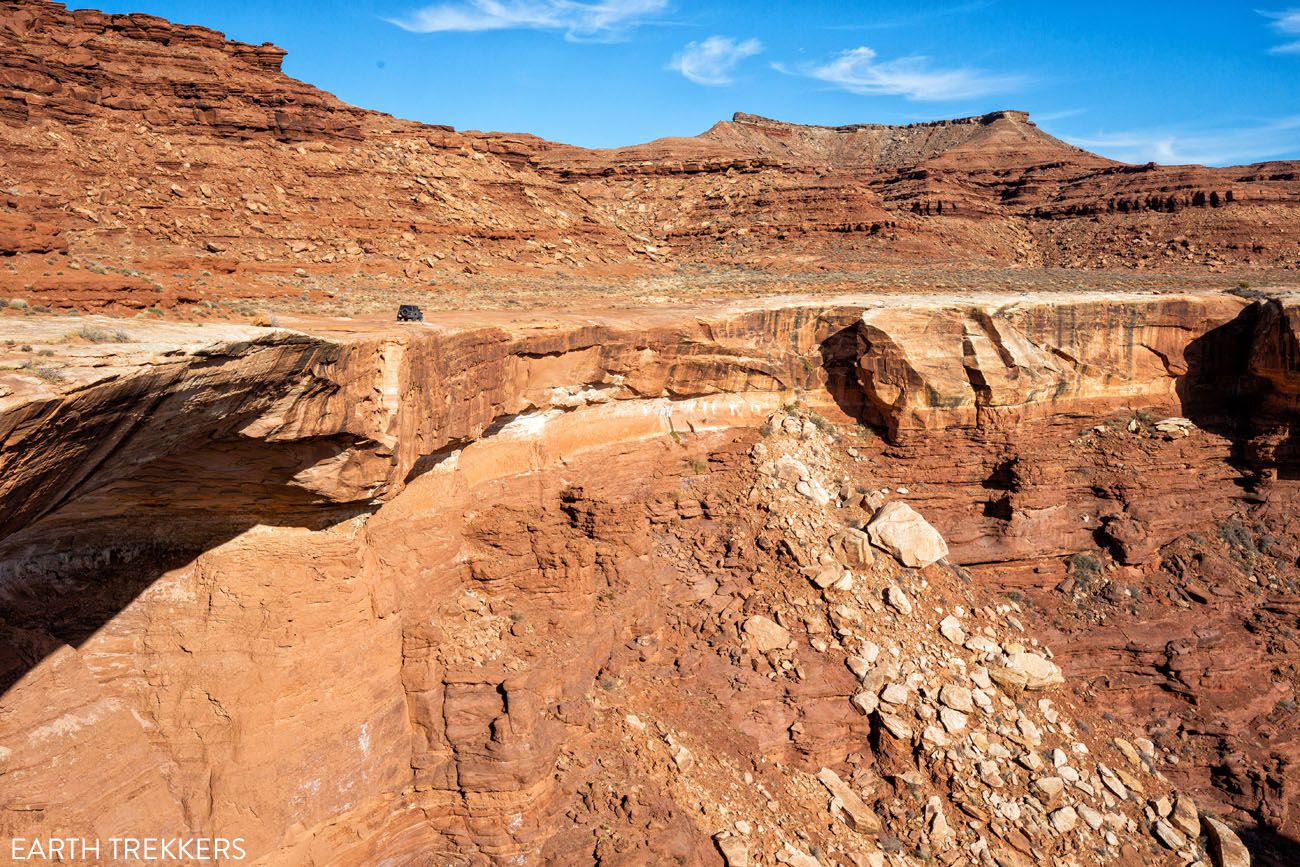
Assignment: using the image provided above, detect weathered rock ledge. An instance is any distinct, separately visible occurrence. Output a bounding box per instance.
[6,291,1290,537]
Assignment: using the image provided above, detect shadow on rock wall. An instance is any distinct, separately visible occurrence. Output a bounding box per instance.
[0,435,374,695]
[1178,298,1298,490]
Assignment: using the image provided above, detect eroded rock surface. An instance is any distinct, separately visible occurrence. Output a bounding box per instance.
[1,290,1297,865]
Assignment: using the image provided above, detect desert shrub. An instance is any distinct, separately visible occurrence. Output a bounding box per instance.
[807,412,836,434]
[1217,515,1260,570]
[1066,552,1102,581]
[1217,516,1253,550]
[1227,282,1265,299]
[72,325,130,343]
[19,360,64,382]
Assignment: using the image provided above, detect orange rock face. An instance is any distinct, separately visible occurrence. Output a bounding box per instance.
[5,2,1300,865]
[2,291,1299,865]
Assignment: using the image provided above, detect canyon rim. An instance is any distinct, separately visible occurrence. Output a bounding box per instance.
[2,2,1300,866]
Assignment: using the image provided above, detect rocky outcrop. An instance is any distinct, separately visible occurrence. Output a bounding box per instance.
[1204,815,1253,867]
[853,294,1250,439]
[0,291,1258,545]
[0,206,64,254]
[0,301,848,544]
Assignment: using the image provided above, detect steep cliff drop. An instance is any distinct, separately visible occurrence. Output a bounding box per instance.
[1,291,1297,866]
[4,0,1300,865]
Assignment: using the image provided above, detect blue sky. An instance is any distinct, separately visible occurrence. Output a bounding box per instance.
[72,1,1300,165]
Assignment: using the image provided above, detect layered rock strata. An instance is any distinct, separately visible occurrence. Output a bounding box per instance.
[2,291,1297,864]
[2,0,1299,316]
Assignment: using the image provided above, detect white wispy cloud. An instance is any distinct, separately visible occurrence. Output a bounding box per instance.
[778,46,1023,101]
[1033,107,1087,123]
[1262,8,1300,54]
[386,0,669,41]
[1066,116,1300,166]
[669,36,763,86]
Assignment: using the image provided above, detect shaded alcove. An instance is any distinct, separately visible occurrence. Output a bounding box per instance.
[0,434,376,694]
[1177,299,1296,489]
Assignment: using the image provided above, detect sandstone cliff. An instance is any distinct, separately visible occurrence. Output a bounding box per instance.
[2,291,1297,865]
[4,1,1300,864]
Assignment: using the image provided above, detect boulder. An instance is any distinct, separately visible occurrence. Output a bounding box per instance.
[714,833,749,867]
[939,684,973,712]
[880,683,909,704]
[1202,815,1251,867]
[1154,416,1194,436]
[1049,806,1078,833]
[816,767,882,834]
[1170,794,1200,839]
[851,691,879,715]
[876,710,913,740]
[830,527,875,566]
[1004,651,1064,689]
[796,478,832,505]
[807,565,844,589]
[1153,819,1186,849]
[884,584,913,615]
[939,708,967,732]
[938,615,965,644]
[743,615,792,653]
[774,455,810,481]
[1078,805,1104,830]
[778,846,822,867]
[1033,776,1064,801]
[867,502,948,567]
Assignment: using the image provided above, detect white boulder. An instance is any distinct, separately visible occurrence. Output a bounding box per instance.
[867,502,948,567]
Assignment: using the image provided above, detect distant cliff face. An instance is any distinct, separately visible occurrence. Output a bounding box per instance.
[2,0,1300,316]
[537,108,1300,273]
[0,1,371,135]
[0,0,642,313]
[705,109,1076,169]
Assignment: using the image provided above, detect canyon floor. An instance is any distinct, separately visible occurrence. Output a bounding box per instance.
[4,1,1300,866]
